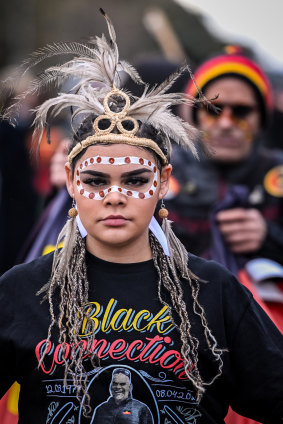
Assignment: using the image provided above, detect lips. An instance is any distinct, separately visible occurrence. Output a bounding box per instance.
[113,389,125,398]
[102,215,128,226]
[211,136,241,148]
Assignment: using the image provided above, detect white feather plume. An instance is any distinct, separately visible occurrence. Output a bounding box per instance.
[1,9,204,158]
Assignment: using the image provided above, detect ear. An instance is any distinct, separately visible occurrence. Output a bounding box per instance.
[159,164,172,200]
[65,162,75,198]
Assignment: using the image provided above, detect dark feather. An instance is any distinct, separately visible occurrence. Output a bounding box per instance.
[119,60,144,85]
[147,63,188,97]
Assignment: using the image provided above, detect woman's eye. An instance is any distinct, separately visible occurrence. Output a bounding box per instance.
[82,177,108,187]
[124,177,149,187]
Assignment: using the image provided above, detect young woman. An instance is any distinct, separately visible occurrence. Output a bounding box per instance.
[0,10,282,424]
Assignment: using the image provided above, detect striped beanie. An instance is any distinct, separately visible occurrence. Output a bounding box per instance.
[186,48,273,126]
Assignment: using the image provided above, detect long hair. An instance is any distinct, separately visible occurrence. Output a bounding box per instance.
[37,121,225,416]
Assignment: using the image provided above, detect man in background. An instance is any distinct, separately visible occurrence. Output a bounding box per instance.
[166,49,283,272]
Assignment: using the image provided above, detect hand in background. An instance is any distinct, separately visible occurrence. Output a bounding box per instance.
[216,208,267,254]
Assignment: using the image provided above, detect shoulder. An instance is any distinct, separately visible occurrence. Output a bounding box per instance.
[259,147,283,165]
[0,254,54,320]
[96,398,111,409]
[0,253,54,291]
[188,252,235,282]
[130,398,151,412]
[186,253,260,346]
[95,397,114,415]
[187,252,253,304]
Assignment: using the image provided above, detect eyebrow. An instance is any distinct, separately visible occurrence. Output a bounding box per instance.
[80,168,152,177]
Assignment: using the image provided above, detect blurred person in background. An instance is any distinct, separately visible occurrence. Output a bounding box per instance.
[264,83,283,150]
[0,66,68,275]
[166,47,283,424]
[166,48,283,273]
[0,67,40,276]
[20,137,72,262]
[123,51,283,424]
[0,71,69,423]
[124,54,283,327]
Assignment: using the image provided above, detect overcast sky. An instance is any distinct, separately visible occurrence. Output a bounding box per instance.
[175,0,283,72]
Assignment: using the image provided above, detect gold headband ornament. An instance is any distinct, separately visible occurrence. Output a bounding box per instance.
[68,88,168,165]
[1,9,203,164]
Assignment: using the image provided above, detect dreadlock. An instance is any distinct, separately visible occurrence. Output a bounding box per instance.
[37,223,95,417]
[149,232,225,402]
[36,113,225,415]
[37,220,225,418]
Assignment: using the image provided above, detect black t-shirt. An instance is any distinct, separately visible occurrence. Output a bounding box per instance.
[0,251,283,423]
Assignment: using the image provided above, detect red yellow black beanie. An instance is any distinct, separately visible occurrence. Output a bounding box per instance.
[186,47,273,127]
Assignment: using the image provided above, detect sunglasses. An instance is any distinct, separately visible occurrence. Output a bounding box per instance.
[205,103,258,120]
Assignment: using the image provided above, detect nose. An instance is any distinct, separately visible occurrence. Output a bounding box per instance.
[217,106,235,129]
[103,190,127,206]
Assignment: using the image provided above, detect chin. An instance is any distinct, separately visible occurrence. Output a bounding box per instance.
[212,149,246,163]
[92,232,137,248]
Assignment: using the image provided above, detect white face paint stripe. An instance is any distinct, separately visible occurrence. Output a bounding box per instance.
[78,155,157,169]
[76,155,158,200]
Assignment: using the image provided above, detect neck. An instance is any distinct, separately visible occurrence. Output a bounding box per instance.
[114,397,127,405]
[86,231,152,263]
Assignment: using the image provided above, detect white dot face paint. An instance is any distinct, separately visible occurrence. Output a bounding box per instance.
[76,156,158,200]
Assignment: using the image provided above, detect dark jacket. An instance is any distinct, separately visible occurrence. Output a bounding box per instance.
[93,396,153,424]
[166,142,283,266]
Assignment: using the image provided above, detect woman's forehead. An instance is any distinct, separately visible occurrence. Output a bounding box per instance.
[78,156,157,173]
[79,144,156,162]
[75,144,158,174]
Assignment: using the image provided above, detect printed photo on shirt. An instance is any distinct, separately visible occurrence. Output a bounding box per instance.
[89,367,154,423]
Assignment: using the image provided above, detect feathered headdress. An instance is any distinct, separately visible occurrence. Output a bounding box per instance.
[1,8,204,164]
[1,11,225,407]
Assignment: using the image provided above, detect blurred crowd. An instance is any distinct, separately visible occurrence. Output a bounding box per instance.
[1,8,283,424]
